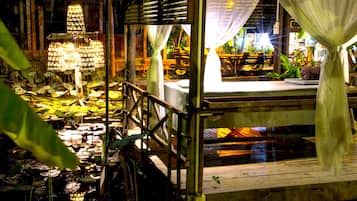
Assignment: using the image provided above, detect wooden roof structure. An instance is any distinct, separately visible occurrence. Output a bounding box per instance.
[124,0,278,31]
[125,0,193,25]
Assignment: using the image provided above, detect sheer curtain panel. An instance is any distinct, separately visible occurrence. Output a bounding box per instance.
[280,0,357,174]
[183,0,258,88]
[342,34,357,82]
[147,25,172,99]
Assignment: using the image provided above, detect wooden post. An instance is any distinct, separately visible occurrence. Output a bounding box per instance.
[272,2,290,74]
[272,1,283,74]
[128,25,137,82]
[186,0,206,200]
[99,0,104,33]
[142,26,148,72]
[19,0,25,49]
[127,25,137,129]
[31,0,37,56]
[281,10,291,56]
[101,1,111,200]
[38,6,45,58]
[109,0,116,77]
[26,0,32,52]
[143,26,148,60]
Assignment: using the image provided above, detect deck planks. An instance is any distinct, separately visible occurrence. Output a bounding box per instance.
[150,136,357,201]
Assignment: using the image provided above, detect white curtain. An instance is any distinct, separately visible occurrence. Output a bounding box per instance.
[343,34,357,82]
[280,0,357,174]
[147,25,172,99]
[183,0,259,87]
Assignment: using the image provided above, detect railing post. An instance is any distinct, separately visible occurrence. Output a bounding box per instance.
[176,113,183,200]
[186,0,206,200]
[167,109,173,200]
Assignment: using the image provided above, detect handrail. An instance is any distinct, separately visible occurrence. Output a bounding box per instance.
[123,81,188,200]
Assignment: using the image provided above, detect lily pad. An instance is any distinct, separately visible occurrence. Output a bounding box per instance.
[87,80,105,89]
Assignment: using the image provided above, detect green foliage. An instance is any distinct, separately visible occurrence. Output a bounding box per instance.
[297,29,305,39]
[266,71,281,79]
[0,82,77,169]
[267,54,301,80]
[0,19,77,169]
[0,20,30,70]
[291,49,307,67]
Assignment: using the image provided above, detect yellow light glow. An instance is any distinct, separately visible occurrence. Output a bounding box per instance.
[66,4,86,33]
[226,0,234,9]
[48,4,104,72]
[70,192,85,201]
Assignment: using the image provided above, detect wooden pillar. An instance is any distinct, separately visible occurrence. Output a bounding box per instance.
[272,1,282,74]
[101,1,111,200]
[19,0,25,49]
[281,9,290,56]
[108,0,116,77]
[31,0,37,55]
[38,6,45,57]
[128,25,137,82]
[272,2,290,74]
[127,25,137,129]
[99,0,104,33]
[143,26,148,60]
[186,0,206,200]
[26,0,32,52]
[142,26,148,70]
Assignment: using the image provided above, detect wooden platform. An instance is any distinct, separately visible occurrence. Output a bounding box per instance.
[150,136,357,201]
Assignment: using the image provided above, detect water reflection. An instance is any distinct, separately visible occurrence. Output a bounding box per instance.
[250,142,267,162]
[203,126,316,167]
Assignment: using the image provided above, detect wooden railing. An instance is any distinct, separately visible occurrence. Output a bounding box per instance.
[122,81,189,200]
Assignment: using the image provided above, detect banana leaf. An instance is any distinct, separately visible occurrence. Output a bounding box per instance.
[0,82,78,169]
[0,19,77,169]
[0,20,30,70]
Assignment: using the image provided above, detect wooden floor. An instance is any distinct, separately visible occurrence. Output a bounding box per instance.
[150,136,357,201]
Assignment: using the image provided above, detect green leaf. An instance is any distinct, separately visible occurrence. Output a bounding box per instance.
[280,54,290,70]
[297,29,305,39]
[0,82,78,169]
[87,80,105,89]
[266,72,281,80]
[0,20,30,70]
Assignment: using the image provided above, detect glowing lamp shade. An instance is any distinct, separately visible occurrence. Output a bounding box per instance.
[88,40,105,69]
[47,40,104,72]
[47,3,104,100]
[66,4,86,33]
[48,42,81,72]
[47,4,104,72]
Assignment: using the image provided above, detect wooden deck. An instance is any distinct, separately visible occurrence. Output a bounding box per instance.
[150,136,357,201]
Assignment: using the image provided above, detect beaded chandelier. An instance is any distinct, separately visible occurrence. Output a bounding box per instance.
[47,4,104,72]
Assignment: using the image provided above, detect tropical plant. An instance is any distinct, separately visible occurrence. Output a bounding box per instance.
[266,54,301,80]
[0,19,77,169]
